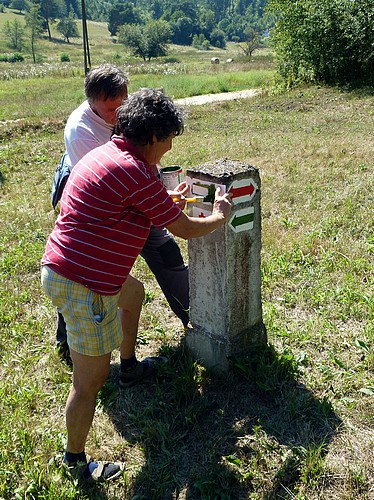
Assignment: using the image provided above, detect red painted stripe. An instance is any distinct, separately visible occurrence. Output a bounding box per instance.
[230,184,255,198]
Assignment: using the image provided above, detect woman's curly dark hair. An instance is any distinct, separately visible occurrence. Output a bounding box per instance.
[114,88,184,146]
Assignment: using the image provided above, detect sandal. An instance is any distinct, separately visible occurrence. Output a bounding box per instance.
[63,458,124,482]
[119,356,167,388]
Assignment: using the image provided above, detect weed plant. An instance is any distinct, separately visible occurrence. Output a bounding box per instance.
[0,14,373,500]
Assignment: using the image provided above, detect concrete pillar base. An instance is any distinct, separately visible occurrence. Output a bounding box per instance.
[185,322,267,372]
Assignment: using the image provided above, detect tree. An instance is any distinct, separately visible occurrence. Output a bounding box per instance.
[108,1,143,37]
[57,8,79,42]
[10,0,27,13]
[162,0,198,23]
[237,26,260,58]
[210,28,226,48]
[118,24,143,56]
[217,14,248,41]
[25,3,43,62]
[198,8,215,39]
[192,33,210,50]
[146,19,172,58]
[30,0,65,40]
[205,0,232,23]
[65,0,80,18]
[267,0,374,86]
[118,19,171,61]
[149,0,163,20]
[3,18,24,51]
[85,0,110,21]
[170,15,195,45]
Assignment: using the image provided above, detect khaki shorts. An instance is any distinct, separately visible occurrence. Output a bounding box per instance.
[41,265,122,356]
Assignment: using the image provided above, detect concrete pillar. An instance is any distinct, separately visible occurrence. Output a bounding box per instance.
[185,158,266,371]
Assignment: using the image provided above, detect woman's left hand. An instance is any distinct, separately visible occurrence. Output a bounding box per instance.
[168,182,190,210]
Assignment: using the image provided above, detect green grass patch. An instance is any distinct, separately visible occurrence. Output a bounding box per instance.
[130,69,272,98]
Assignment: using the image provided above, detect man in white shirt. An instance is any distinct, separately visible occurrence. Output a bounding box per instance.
[52,64,189,386]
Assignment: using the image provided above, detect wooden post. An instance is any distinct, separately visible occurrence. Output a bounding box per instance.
[81,0,91,75]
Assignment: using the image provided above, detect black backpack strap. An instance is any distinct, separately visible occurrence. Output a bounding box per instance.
[51,152,72,209]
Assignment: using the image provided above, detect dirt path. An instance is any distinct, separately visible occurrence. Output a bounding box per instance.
[175,88,261,106]
[0,89,261,128]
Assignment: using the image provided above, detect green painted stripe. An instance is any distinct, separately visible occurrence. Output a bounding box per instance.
[231,211,254,228]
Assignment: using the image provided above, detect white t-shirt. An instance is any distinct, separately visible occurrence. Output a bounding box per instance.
[64,100,114,167]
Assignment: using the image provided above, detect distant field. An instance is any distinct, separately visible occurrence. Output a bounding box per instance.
[0,8,274,70]
[0,9,274,123]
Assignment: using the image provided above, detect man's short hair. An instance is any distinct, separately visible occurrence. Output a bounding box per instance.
[115,88,184,146]
[85,64,129,103]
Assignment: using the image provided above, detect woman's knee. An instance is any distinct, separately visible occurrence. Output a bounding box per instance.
[119,275,145,309]
[133,279,145,305]
[70,351,111,394]
[73,368,109,396]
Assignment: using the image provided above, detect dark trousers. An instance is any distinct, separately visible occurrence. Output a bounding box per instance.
[55,226,189,347]
[140,226,189,327]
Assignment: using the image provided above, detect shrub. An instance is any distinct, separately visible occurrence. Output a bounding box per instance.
[60,53,70,62]
[163,57,180,63]
[210,28,226,49]
[0,52,24,62]
[268,0,374,86]
[118,20,172,61]
[192,33,210,50]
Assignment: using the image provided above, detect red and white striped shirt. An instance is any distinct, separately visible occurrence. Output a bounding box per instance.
[42,136,182,295]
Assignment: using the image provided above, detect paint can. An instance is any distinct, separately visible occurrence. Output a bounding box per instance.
[160,165,183,191]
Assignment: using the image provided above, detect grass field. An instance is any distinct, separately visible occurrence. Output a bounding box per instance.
[0,8,373,500]
[0,8,273,77]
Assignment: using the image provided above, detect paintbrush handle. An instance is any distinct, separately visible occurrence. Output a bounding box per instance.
[172,196,205,203]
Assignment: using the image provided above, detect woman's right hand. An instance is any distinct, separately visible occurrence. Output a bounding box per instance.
[213,187,232,219]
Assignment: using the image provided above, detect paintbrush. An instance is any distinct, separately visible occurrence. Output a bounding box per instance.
[172,196,206,203]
